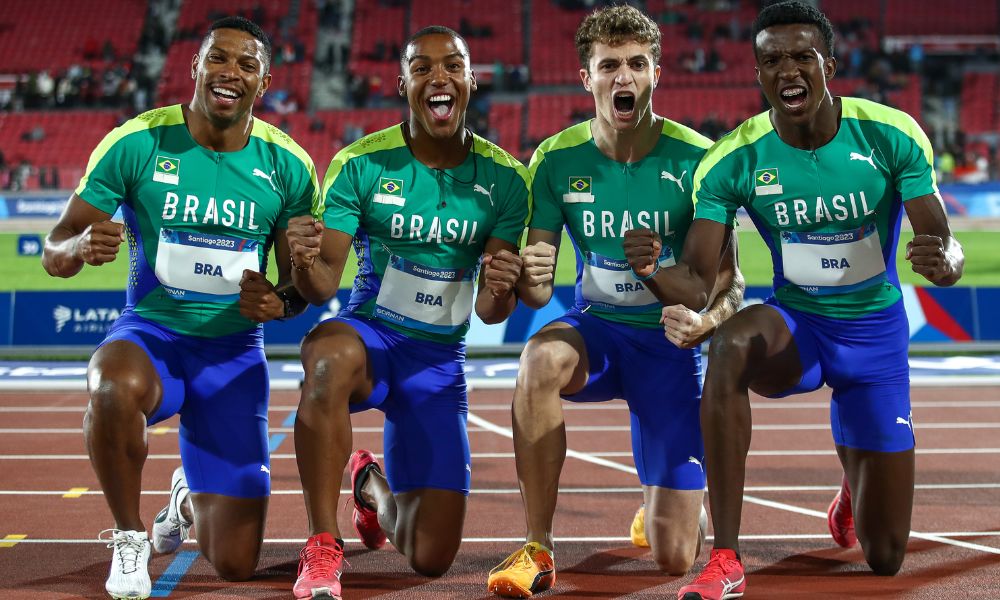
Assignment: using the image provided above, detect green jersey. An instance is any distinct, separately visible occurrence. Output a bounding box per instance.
[693,97,937,319]
[75,105,319,337]
[322,125,531,344]
[529,119,712,328]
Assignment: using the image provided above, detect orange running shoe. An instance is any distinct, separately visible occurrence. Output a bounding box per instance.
[487,542,556,598]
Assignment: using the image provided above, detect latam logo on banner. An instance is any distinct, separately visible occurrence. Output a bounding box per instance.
[12,291,125,346]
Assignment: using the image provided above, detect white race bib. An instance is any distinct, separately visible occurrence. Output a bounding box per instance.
[780,223,886,295]
[154,228,259,302]
[581,249,675,313]
[374,255,477,334]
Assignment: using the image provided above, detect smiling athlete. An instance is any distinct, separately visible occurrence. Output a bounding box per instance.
[287,26,530,600]
[42,17,317,600]
[487,6,743,598]
[622,3,964,599]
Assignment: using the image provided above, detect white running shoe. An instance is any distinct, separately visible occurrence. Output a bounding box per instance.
[101,529,151,600]
[151,466,192,554]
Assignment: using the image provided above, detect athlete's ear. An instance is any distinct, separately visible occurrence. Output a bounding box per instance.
[191,53,199,80]
[824,55,837,82]
[469,69,477,93]
[652,63,661,88]
[397,75,406,97]
[258,72,271,97]
[580,68,591,92]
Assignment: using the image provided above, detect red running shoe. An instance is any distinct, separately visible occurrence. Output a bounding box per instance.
[349,449,387,549]
[293,532,344,600]
[828,475,857,548]
[677,548,746,600]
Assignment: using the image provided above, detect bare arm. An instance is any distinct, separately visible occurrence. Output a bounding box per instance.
[42,194,123,278]
[661,226,745,349]
[287,215,354,305]
[476,237,522,324]
[514,228,560,309]
[903,193,963,287]
[623,218,728,312]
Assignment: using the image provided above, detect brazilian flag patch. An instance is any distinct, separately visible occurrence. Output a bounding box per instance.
[374,177,406,206]
[153,156,180,185]
[753,168,782,196]
[568,176,591,193]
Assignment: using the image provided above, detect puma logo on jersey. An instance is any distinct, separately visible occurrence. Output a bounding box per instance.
[688,456,704,471]
[661,170,686,192]
[473,183,495,206]
[252,168,277,190]
[849,150,876,170]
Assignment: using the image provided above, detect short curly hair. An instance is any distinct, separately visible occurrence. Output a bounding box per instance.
[575,4,661,70]
[752,1,835,58]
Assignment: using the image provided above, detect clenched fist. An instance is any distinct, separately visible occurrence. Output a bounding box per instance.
[287,215,324,271]
[519,241,556,286]
[239,269,283,322]
[482,249,523,299]
[906,234,958,286]
[75,221,125,266]
[623,228,662,279]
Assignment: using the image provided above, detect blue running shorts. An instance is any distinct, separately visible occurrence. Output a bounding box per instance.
[763,298,914,452]
[332,315,471,495]
[553,308,706,490]
[99,311,270,498]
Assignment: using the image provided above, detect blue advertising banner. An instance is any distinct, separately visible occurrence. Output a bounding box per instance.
[4,286,1000,350]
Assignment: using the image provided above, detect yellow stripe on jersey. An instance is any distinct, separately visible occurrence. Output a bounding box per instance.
[840,96,938,190]
[691,111,773,205]
[321,124,408,206]
[471,132,533,231]
[250,117,322,217]
[74,104,186,197]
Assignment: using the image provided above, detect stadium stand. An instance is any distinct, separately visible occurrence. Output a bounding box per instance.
[0,0,997,189]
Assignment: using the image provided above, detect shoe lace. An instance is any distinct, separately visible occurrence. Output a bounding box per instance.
[692,551,738,584]
[299,543,344,578]
[491,546,537,576]
[99,529,145,574]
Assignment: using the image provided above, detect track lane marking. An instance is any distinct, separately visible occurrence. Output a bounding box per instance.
[467,412,1000,556]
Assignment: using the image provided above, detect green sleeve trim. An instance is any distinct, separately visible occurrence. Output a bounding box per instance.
[74,104,185,196]
[320,124,406,202]
[660,117,713,150]
[692,111,772,203]
[840,96,938,190]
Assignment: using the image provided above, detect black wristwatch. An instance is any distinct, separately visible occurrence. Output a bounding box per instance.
[276,288,294,321]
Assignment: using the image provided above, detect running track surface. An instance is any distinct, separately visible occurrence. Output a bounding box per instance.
[1,385,999,599]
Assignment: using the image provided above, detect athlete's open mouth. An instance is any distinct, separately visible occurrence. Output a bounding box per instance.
[780,85,807,110]
[427,94,455,121]
[612,91,636,119]
[211,85,242,106]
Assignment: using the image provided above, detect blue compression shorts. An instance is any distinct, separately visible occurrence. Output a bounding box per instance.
[333,315,471,495]
[553,308,706,490]
[763,298,914,452]
[100,311,270,498]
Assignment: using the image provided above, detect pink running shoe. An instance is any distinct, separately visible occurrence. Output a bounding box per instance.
[677,548,746,600]
[828,475,857,548]
[293,532,344,600]
[349,449,387,550]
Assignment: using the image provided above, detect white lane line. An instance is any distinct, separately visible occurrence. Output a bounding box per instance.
[7,531,1000,545]
[7,399,1000,413]
[7,422,1000,435]
[8,447,1000,461]
[466,412,1000,556]
[3,483,1000,496]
